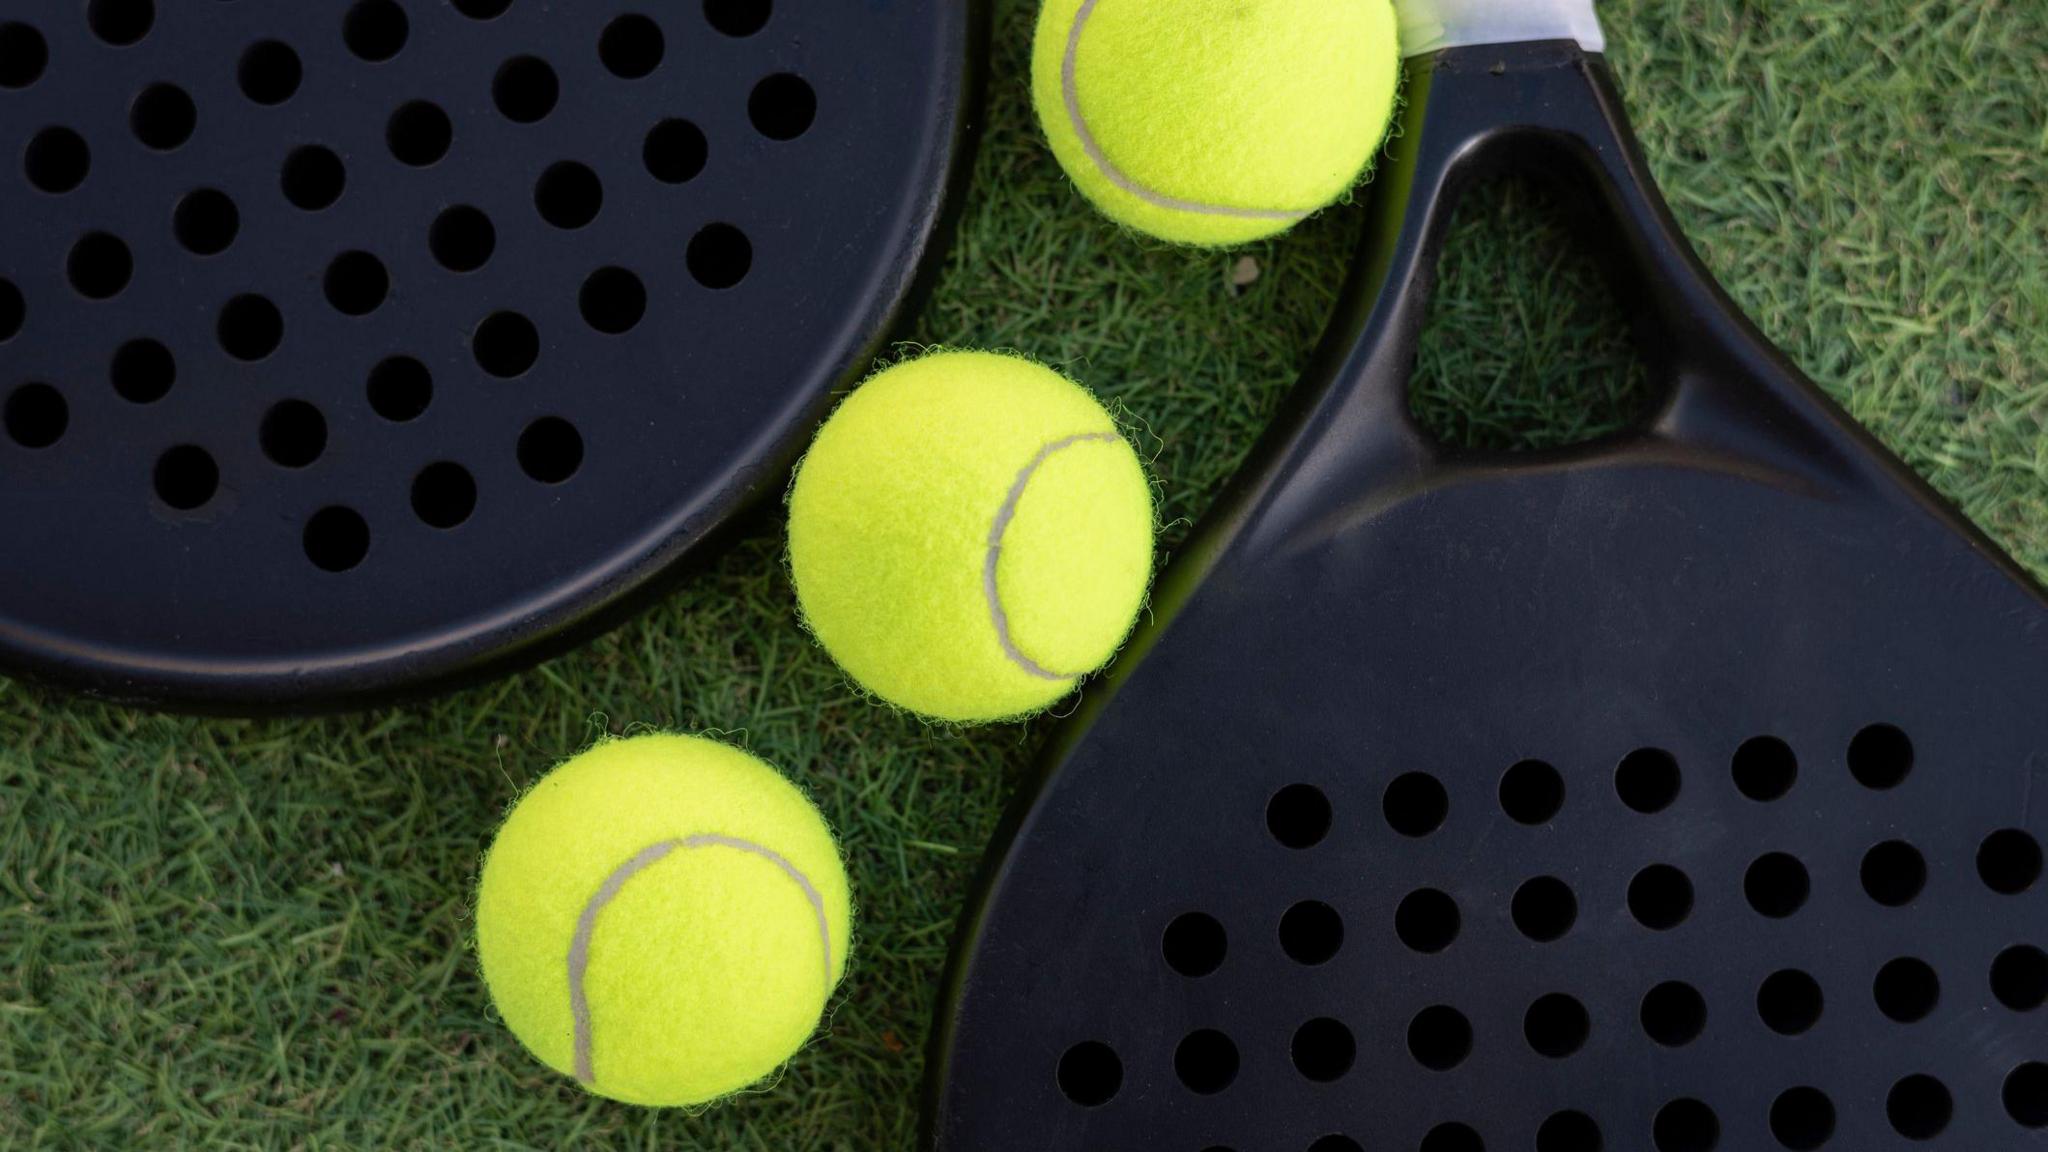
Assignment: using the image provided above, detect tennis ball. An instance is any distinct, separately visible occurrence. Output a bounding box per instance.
[476,733,850,1108]
[1032,0,1402,246]
[787,351,1154,724]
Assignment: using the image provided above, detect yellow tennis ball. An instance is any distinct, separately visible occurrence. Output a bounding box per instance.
[787,351,1155,724]
[1032,0,1402,246]
[476,733,850,1108]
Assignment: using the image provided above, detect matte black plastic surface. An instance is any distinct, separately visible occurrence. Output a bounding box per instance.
[930,45,2048,1151]
[0,0,981,710]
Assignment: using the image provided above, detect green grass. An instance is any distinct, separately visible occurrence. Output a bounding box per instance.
[5,0,2045,1147]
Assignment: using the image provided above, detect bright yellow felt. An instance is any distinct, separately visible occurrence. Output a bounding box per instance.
[1031,0,1402,246]
[786,351,1155,723]
[475,733,851,1108]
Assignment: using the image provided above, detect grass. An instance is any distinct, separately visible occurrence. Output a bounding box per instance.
[4,0,2045,1147]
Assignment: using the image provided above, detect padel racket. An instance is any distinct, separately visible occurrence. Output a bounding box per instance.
[928,3,2048,1150]
[0,0,981,710]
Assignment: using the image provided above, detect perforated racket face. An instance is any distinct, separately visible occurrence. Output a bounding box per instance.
[927,46,2048,1152]
[0,0,976,708]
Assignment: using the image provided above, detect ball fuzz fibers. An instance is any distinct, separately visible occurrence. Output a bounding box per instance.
[788,351,1155,724]
[1032,0,1402,246]
[476,733,851,1107]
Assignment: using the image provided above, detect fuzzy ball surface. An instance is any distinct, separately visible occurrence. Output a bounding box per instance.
[476,733,851,1107]
[787,351,1155,723]
[1032,0,1403,246]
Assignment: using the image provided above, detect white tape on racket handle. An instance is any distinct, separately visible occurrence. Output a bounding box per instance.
[1397,0,1606,56]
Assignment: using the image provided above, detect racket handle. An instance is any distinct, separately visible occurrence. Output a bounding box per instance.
[1398,0,1606,56]
[1224,41,1885,557]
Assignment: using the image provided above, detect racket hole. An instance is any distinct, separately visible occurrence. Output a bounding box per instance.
[1991,945,2047,1011]
[453,0,511,18]
[387,100,452,167]
[175,189,239,255]
[535,161,602,229]
[1743,852,1809,919]
[1173,1029,1237,1095]
[1874,957,1940,1023]
[687,223,752,289]
[1054,1040,1119,1107]
[239,40,303,106]
[2008,1063,2048,1128]
[1627,864,1693,930]
[112,338,175,403]
[1615,747,1680,813]
[1394,888,1459,954]
[1406,1005,1471,1071]
[260,400,327,469]
[644,118,707,184]
[1537,1110,1603,1152]
[368,356,432,422]
[599,14,664,79]
[1512,875,1577,942]
[1265,783,1330,849]
[517,417,582,484]
[130,83,196,150]
[749,73,815,140]
[89,0,153,46]
[1768,1086,1835,1150]
[1278,900,1341,965]
[1886,1074,1951,1140]
[1420,1123,1483,1152]
[26,127,90,193]
[473,311,539,378]
[153,445,218,510]
[303,506,370,572]
[323,251,389,316]
[1161,912,1225,978]
[1499,758,1563,824]
[343,0,408,63]
[217,294,283,361]
[5,383,68,448]
[1640,980,1706,1047]
[1382,771,1448,837]
[281,145,346,211]
[580,267,645,335]
[493,55,558,124]
[1757,968,1823,1036]
[0,22,48,89]
[1732,736,1797,801]
[0,278,21,341]
[1652,1098,1719,1152]
[1408,176,1655,453]
[704,0,771,37]
[1289,1017,1353,1083]
[430,206,495,273]
[1861,840,1926,907]
[1308,1139,1362,1152]
[412,462,476,529]
[1848,723,1912,789]
[68,232,133,300]
[1523,992,1589,1059]
[1978,828,2042,895]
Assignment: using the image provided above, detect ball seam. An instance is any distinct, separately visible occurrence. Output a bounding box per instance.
[1061,0,1316,222]
[566,834,833,1088]
[984,431,1121,681]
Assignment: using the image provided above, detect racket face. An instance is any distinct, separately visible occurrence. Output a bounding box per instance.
[928,43,2048,1152]
[0,1,980,709]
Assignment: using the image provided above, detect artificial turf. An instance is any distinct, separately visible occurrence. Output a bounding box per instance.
[4,0,2045,1147]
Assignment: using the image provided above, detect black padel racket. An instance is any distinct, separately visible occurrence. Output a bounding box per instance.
[0,0,981,710]
[928,4,2048,1150]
